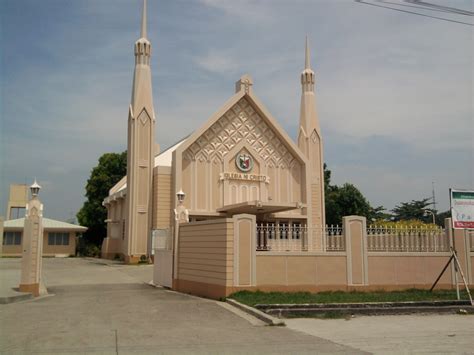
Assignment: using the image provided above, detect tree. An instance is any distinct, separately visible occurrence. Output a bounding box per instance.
[325,183,373,225]
[391,198,433,222]
[77,152,127,246]
[324,164,383,225]
[436,210,451,227]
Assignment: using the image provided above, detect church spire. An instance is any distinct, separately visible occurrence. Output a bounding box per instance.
[134,0,151,66]
[301,35,315,93]
[305,35,311,70]
[141,0,147,39]
[297,36,325,232]
[124,0,156,262]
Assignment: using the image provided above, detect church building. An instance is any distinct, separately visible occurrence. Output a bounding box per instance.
[101,0,325,264]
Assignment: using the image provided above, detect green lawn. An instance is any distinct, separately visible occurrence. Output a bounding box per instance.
[230,289,470,306]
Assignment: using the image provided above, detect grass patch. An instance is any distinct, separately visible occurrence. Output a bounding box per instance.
[230,289,470,306]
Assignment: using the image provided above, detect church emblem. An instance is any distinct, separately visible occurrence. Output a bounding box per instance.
[236,153,253,172]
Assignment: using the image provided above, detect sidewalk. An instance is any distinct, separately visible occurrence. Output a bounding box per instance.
[0,258,33,304]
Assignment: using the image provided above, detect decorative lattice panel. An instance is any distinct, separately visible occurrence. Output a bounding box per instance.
[183,98,296,168]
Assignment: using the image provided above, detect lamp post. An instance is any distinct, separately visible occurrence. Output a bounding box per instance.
[423,209,436,225]
[174,189,189,224]
[173,189,188,280]
[19,179,45,296]
[176,190,186,205]
[30,179,41,197]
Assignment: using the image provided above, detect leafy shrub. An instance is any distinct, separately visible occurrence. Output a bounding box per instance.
[83,244,101,257]
[370,219,440,229]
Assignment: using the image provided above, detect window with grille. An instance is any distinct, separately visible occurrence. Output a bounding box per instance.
[9,207,26,219]
[48,232,69,245]
[3,231,22,245]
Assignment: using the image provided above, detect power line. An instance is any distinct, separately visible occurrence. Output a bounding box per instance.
[408,0,474,16]
[355,0,474,26]
[379,0,463,15]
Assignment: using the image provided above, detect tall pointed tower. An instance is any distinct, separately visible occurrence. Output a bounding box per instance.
[124,0,156,263]
[298,37,325,238]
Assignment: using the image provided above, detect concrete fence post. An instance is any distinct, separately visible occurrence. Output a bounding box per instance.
[233,214,256,287]
[0,216,4,257]
[343,215,368,286]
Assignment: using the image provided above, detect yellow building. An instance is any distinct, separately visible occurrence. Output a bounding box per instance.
[2,217,86,257]
[101,0,324,263]
[1,183,87,257]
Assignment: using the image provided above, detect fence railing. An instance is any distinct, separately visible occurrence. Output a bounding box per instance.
[366,225,448,252]
[255,223,450,253]
[325,225,344,251]
[255,224,345,252]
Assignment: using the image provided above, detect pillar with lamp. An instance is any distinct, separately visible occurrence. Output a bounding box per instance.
[174,190,189,224]
[19,179,47,297]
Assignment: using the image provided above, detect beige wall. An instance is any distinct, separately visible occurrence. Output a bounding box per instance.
[43,232,76,256]
[176,219,234,287]
[174,219,235,298]
[6,184,28,219]
[102,196,126,258]
[256,254,347,290]
[152,167,172,230]
[367,254,452,287]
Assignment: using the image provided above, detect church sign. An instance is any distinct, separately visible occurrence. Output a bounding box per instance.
[220,172,269,183]
[450,189,474,229]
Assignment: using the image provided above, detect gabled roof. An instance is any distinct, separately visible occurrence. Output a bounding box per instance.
[154,137,188,167]
[175,83,307,165]
[3,218,87,231]
[107,136,188,198]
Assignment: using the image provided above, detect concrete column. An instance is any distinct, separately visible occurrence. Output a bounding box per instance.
[19,196,45,296]
[172,202,189,279]
[343,215,368,286]
[232,214,256,287]
[0,216,4,257]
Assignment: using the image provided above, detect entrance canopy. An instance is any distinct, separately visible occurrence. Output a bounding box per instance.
[217,200,300,215]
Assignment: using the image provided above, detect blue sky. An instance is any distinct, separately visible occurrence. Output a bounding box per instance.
[0,0,472,221]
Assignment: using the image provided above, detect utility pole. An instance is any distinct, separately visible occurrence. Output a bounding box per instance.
[432,181,437,212]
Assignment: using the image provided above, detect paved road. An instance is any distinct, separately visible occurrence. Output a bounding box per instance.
[286,314,474,354]
[0,258,362,354]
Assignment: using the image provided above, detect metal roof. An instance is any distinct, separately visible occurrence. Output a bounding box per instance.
[3,218,87,231]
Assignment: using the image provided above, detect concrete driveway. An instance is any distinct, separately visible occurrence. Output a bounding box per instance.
[0,258,362,354]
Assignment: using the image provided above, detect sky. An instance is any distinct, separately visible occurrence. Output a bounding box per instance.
[0,0,472,222]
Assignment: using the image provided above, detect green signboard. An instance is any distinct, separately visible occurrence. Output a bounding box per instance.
[450,189,474,229]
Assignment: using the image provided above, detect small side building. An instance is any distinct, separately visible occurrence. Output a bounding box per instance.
[5,184,28,220]
[2,218,87,257]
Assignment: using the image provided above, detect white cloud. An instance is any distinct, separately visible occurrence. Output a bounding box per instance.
[198,0,275,23]
[195,50,238,74]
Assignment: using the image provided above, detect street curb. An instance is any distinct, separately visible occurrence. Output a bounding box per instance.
[0,292,33,305]
[255,301,474,317]
[226,298,285,326]
[255,300,472,309]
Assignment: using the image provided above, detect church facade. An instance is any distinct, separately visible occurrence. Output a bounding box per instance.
[101,0,325,264]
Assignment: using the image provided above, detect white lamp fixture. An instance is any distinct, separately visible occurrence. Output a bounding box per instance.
[30,178,41,197]
[176,190,186,204]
